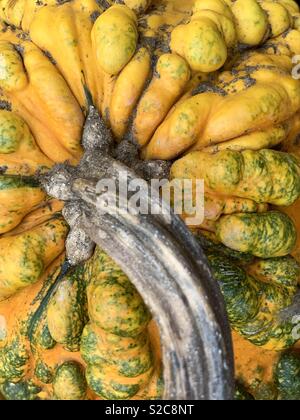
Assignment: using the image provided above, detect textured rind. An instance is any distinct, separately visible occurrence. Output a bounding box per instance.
[0,380,41,400]
[0,216,68,301]
[40,104,235,401]
[47,265,88,352]
[207,249,300,350]
[5,0,300,401]
[53,361,87,400]
[171,149,300,207]
[216,211,297,258]
[81,247,157,400]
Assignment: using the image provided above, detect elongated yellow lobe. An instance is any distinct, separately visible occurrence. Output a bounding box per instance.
[0,110,52,175]
[260,1,292,37]
[144,63,300,160]
[0,177,45,235]
[101,72,117,124]
[143,92,221,160]
[133,53,190,147]
[0,39,84,163]
[231,0,269,45]
[29,0,104,111]
[92,5,138,75]
[23,44,83,157]
[110,47,151,140]
[0,217,68,301]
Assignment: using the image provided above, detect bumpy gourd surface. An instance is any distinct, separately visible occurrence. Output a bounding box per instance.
[53,362,87,400]
[275,351,300,399]
[0,216,68,301]
[215,211,297,258]
[171,149,300,234]
[0,0,299,401]
[92,5,138,75]
[233,347,300,400]
[171,149,300,206]
[47,267,88,352]
[82,247,162,400]
[206,247,300,350]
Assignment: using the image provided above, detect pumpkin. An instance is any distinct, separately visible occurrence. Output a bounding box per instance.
[81,247,162,400]
[0,0,300,400]
[143,53,300,159]
[196,232,300,350]
[0,35,84,163]
[171,149,300,257]
[0,237,162,399]
[170,0,300,73]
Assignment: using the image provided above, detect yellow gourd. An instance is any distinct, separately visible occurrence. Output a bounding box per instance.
[29,0,104,111]
[92,5,138,75]
[0,110,52,175]
[143,60,300,159]
[0,38,84,163]
[110,47,151,139]
[0,217,68,301]
[133,53,190,146]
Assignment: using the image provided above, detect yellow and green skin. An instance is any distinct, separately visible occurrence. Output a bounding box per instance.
[275,351,300,400]
[235,349,300,400]
[169,0,299,73]
[0,361,88,400]
[0,246,163,400]
[81,247,163,400]
[143,54,300,160]
[47,266,88,352]
[206,249,300,350]
[0,260,89,400]
[216,211,297,258]
[92,4,139,76]
[52,361,87,401]
[0,36,84,164]
[171,149,300,257]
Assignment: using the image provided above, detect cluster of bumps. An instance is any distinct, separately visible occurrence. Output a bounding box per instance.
[0,0,300,400]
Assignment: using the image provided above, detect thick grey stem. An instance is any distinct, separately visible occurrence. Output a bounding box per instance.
[41,107,234,400]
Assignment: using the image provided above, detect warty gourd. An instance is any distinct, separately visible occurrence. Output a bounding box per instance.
[0,244,162,400]
[171,149,300,258]
[196,233,300,350]
[170,0,300,73]
[0,0,299,400]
